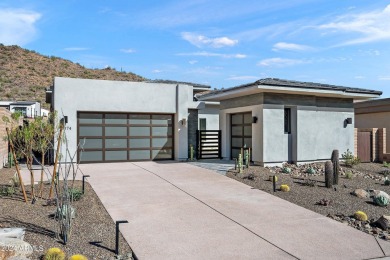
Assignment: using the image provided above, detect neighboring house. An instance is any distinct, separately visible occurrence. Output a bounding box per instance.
[9,101,41,118]
[0,101,13,109]
[46,77,220,163]
[354,98,390,157]
[198,78,381,166]
[41,108,50,117]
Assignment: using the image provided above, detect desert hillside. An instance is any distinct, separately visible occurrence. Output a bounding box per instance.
[0,44,145,108]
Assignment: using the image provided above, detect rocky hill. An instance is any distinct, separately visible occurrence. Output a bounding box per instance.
[0,44,145,108]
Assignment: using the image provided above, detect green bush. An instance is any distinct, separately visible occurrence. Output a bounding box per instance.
[342,149,360,167]
[384,161,390,168]
[345,171,353,179]
[69,188,83,201]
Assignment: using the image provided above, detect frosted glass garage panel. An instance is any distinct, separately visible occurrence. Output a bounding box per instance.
[152,149,172,159]
[152,138,172,148]
[105,151,127,161]
[105,127,127,136]
[105,139,127,148]
[232,126,242,136]
[79,113,103,124]
[105,114,127,124]
[79,126,102,136]
[80,151,102,162]
[232,138,243,147]
[81,138,102,149]
[130,127,150,136]
[152,126,172,136]
[152,115,172,125]
[244,126,252,136]
[129,138,150,148]
[129,115,150,125]
[231,114,243,124]
[130,150,151,160]
[243,138,252,148]
[244,113,252,124]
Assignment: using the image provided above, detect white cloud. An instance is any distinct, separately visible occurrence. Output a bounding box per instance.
[355,76,365,79]
[0,8,41,46]
[317,4,390,45]
[120,48,136,53]
[189,60,198,65]
[152,69,162,73]
[177,51,247,59]
[272,42,313,52]
[227,76,258,81]
[258,57,309,67]
[177,51,246,59]
[64,47,89,51]
[181,32,238,48]
[379,76,390,81]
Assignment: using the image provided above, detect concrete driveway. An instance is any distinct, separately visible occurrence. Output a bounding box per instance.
[81,162,390,260]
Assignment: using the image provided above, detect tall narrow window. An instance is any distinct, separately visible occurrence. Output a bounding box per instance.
[284,108,291,134]
[199,118,206,130]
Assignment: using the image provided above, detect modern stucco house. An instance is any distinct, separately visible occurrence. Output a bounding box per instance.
[0,100,41,118]
[198,78,382,166]
[46,77,219,163]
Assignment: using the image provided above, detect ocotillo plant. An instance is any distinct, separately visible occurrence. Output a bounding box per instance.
[325,161,333,188]
[331,150,340,185]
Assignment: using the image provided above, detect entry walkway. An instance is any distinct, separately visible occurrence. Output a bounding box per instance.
[81,162,390,260]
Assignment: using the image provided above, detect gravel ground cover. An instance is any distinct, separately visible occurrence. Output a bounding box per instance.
[227,162,390,241]
[0,167,132,259]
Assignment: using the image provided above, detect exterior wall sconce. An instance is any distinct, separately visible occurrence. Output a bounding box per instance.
[346,118,353,125]
[252,116,258,123]
[181,118,187,126]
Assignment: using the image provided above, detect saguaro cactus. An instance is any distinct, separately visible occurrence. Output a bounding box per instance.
[331,150,339,185]
[325,161,333,188]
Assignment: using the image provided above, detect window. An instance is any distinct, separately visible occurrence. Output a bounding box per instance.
[284,108,291,134]
[199,118,206,130]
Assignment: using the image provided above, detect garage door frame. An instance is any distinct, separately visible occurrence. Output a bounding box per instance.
[77,111,174,163]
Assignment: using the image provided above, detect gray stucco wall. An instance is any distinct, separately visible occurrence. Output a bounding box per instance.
[188,109,198,156]
[198,104,219,130]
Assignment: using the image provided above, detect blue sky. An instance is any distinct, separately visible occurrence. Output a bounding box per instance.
[1,0,389,97]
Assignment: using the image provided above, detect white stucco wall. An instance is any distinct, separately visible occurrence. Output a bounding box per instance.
[198,103,220,130]
[53,77,197,161]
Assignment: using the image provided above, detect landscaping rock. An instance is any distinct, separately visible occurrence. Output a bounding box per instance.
[369,190,390,199]
[0,228,25,240]
[0,238,33,257]
[376,215,390,230]
[352,189,369,199]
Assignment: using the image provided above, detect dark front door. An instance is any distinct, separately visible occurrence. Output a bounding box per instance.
[231,112,252,159]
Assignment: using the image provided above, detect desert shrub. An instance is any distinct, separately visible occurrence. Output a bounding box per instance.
[69,255,87,260]
[342,149,361,167]
[282,167,291,174]
[345,171,353,179]
[354,211,368,221]
[0,185,15,196]
[280,184,290,192]
[306,167,316,175]
[44,247,65,260]
[383,161,390,168]
[69,188,83,201]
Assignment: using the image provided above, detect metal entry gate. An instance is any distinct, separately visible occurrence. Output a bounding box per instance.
[357,132,372,162]
[196,130,221,159]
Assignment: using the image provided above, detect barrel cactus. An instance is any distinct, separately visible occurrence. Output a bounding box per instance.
[354,211,368,221]
[44,248,65,260]
[282,167,291,174]
[385,178,390,186]
[373,195,389,207]
[69,255,88,260]
[280,184,290,192]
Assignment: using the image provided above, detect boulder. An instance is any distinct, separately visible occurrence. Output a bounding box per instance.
[376,215,390,230]
[369,190,390,199]
[352,189,369,199]
[0,228,25,240]
[0,238,33,257]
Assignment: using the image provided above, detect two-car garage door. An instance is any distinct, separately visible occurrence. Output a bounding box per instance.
[78,112,174,163]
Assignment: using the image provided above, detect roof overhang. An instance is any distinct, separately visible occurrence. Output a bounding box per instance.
[199,84,381,101]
